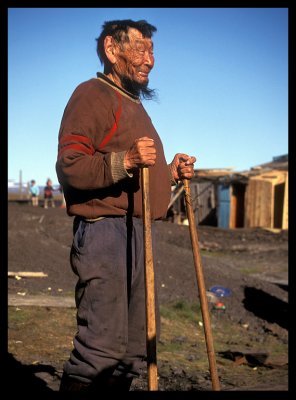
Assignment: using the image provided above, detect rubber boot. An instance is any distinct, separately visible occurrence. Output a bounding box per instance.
[59,372,92,392]
[59,372,133,392]
[105,375,133,391]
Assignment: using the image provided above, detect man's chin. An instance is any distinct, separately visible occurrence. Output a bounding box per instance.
[137,77,149,85]
[121,75,156,100]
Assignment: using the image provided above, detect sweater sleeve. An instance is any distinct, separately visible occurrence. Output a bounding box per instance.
[111,151,133,183]
[56,81,120,190]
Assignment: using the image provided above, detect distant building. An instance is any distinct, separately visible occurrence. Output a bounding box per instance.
[244,155,288,230]
[168,155,288,230]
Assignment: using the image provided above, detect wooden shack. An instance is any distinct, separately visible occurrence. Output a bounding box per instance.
[244,169,288,229]
[167,168,235,226]
[167,179,217,226]
[166,155,288,230]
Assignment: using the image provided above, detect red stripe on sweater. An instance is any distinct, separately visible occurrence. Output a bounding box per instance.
[58,143,95,159]
[98,91,122,150]
[59,134,92,146]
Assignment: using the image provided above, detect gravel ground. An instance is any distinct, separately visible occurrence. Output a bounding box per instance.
[7,201,289,393]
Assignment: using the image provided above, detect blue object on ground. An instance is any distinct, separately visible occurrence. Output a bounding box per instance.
[209,285,232,297]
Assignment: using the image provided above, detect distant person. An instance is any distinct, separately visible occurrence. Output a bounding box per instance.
[43,178,55,209]
[56,19,196,392]
[29,179,39,207]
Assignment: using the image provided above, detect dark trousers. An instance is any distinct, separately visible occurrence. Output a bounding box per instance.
[63,216,159,383]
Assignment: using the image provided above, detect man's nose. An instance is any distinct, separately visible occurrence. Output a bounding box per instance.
[144,51,154,68]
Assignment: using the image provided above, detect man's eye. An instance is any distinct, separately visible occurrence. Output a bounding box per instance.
[133,45,154,56]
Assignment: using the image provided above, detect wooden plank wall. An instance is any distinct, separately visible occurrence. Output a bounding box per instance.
[244,179,273,228]
[244,170,288,229]
[282,172,288,230]
[190,181,215,224]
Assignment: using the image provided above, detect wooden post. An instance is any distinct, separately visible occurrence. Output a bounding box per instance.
[19,170,23,200]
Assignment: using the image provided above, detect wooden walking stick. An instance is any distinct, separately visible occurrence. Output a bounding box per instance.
[183,179,221,391]
[141,167,158,391]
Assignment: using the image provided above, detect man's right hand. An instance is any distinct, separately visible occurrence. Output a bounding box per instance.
[124,137,156,171]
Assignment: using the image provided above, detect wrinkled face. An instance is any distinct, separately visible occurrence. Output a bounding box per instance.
[114,28,155,86]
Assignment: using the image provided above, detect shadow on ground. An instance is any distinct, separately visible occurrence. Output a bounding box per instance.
[243,287,288,330]
[6,352,59,394]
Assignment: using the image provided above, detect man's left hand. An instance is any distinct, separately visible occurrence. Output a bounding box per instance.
[170,153,196,182]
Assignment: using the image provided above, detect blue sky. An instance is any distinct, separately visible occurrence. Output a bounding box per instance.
[8,7,288,186]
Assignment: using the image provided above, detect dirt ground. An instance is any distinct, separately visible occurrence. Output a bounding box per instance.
[6,201,289,394]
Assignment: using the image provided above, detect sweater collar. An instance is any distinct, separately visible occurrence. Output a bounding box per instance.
[96,72,140,102]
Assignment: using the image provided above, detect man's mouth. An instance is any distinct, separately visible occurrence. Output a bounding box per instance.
[138,71,149,79]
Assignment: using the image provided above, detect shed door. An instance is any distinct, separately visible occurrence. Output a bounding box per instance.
[218,184,230,228]
[274,183,285,228]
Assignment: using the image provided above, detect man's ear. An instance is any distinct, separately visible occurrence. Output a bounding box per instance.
[104,36,117,64]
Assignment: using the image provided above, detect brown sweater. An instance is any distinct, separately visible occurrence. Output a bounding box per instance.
[56,73,172,220]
